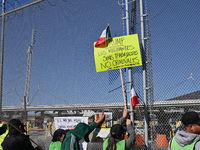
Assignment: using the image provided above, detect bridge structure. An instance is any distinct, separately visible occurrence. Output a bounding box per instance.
[2,98,200,124]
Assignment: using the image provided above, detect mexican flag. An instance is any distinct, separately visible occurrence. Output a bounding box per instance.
[95,26,111,47]
[130,84,139,109]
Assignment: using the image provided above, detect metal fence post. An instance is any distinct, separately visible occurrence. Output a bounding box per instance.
[0,0,5,116]
[140,0,149,149]
[125,0,136,149]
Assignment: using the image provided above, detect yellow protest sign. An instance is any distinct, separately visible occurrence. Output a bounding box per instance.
[94,34,142,72]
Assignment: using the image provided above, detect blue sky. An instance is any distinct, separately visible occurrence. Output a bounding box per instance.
[147,0,199,100]
[1,0,199,107]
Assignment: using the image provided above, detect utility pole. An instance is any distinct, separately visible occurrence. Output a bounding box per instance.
[24,29,36,106]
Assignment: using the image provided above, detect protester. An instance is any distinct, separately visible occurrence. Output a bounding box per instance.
[0,120,8,150]
[103,108,135,150]
[49,129,69,150]
[49,125,76,150]
[168,111,200,150]
[61,112,105,150]
[1,119,41,150]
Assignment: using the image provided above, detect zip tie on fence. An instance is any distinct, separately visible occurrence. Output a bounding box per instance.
[0,115,44,150]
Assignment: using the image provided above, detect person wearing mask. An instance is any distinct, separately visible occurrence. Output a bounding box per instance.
[1,119,41,150]
[168,111,200,150]
[61,112,105,150]
[103,108,135,150]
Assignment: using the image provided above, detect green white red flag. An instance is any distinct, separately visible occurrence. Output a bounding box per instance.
[130,84,139,109]
[95,26,111,47]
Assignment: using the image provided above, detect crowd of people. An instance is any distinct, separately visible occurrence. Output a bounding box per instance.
[0,109,199,150]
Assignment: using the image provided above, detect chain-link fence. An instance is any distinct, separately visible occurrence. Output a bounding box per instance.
[0,0,199,150]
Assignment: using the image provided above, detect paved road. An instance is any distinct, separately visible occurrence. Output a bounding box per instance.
[29,131,52,150]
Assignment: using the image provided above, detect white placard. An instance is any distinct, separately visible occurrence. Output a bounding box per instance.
[54,117,88,130]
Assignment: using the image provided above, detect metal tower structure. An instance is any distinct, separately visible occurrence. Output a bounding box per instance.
[24,29,36,106]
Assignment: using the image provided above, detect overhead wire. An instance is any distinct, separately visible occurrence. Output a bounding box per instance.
[2,54,27,103]
[29,54,76,107]
[2,89,14,97]
[28,88,39,105]
[14,87,23,102]
[27,55,84,114]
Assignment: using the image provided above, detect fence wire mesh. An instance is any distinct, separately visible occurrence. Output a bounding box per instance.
[0,0,199,150]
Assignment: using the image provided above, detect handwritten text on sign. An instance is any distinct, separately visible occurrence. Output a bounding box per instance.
[94,34,142,72]
[54,117,88,130]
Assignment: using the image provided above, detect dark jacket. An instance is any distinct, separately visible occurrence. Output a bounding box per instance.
[61,122,98,150]
[0,124,7,135]
[1,130,39,150]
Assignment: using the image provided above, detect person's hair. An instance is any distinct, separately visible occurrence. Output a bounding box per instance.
[106,136,116,150]
[106,124,125,150]
[52,129,64,142]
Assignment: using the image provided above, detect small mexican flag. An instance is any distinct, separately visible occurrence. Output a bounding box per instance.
[130,84,139,109]
[95,26,111,47]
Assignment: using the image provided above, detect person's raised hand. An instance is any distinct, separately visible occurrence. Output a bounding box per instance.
[69,125,76,130]
[1,120,7,124]
[126,119,132,125]
[123,108,128,118]
[96,112,105,125]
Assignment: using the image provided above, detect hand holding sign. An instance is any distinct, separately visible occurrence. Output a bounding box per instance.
[123,107,128,118]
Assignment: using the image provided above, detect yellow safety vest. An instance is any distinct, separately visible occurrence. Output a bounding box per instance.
[171,136,200,150]
[0,124,9,150]
[103,138,125,150]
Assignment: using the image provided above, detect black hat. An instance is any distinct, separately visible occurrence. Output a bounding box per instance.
[181,111,200,126]
[110,124,125,139]
[9,119,21,130]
